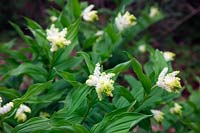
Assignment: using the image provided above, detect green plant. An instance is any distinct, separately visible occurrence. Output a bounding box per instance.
[0,0,189,133]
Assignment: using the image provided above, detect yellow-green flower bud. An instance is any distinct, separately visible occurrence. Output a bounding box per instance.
[157,67,182,93]
[151,109,164,123]
[115,11,137,32]
[170,103,182,115]
[162,51,176,62]
[82,5,98,22]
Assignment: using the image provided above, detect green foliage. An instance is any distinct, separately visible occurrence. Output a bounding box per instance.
[0,0,192,132]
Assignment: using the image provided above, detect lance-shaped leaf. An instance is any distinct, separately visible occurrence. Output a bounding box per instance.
[78,51,95,74]
[13,82,52,106]
[3,63,48,82]
[91,108,150,133]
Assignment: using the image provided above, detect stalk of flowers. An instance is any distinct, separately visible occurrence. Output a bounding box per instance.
[46,24,71,52]
[0,97,14,115]
[151,109,164,123]
[86,63,115,101]
[82,4,98,22]
[156,67,182,93]
[115,11,137,32]
[162,51,176,62]
[170,103,182,116]
[15,104,31,122]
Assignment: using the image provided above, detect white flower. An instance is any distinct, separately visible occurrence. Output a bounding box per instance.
[50,16,58,22]
[138,45,146,53]
[115,11,137,32]
[0,102,14,115]
[15,104,31,122]
[86,63,115,100]
[95,30,104,36]
[149,7,160,18]
[162,51,175,62]
[46,24,71,52]
[170,103,182,115]
[157,67,181,93]
[151,109,164,122]
[82,4,98,22]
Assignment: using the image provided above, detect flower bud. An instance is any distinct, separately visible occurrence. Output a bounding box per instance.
[115,11,137,32]
[151,109,164,123]
[157,67,182,93]
[82,5,98,22]
[170,103,182,115]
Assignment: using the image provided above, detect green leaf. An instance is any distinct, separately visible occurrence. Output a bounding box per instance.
[9,22,37,51]
[150,49,167,80]
[83,36,98,49]
[3,122,13,133]
[4,63,48,82]
[92,109,150,133]
[106,60,132,74]
[52,56,83,71]
[12,117,51,133]
[68,0,81,18]
[105,24,120,44]
[25,17,43,30]
[189,90,200,107]
[12,117,89,133]
[13,82,52,106]
[66,18,80,41]
[116,86,135,103]
[9,22,29,44]
[124,75,144,102]
[114,97,130,109]
[125,54,152,94]
[135,87,163,112]
[64,85,90,113]
[78,51,95,74]
[55,69,82,87]
[52,85,90,122]
[0,87,20,100]
[105,113,149,133]
[0,46,29,62]
[51,42,77,68]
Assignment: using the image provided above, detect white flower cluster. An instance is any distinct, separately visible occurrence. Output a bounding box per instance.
[157,67,181,93]
[15,104,31,122]
[170,103,182,115]
[151,109,164,123]
[82,5,98,22]
[162,51,176,62]
[0,97,14,115]
[46,24,71,52]
[115,11,137,32]
[86,63,115,101]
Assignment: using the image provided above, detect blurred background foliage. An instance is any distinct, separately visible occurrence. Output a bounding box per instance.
[0,0,199,97]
